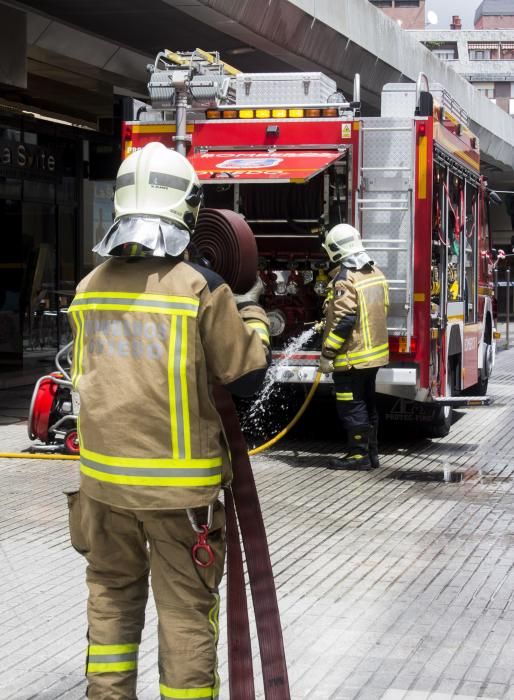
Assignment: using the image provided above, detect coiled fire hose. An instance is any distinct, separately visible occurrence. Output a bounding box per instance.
[192,208,258,294]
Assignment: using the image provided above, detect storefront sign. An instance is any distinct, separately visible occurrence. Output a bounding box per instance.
[0,141,56,176]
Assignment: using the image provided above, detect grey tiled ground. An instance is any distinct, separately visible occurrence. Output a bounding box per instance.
[2,349,514,699]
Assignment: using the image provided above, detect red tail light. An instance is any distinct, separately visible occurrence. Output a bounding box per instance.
[389,336,417,354]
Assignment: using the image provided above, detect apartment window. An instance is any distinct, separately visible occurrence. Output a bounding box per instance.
[469,49,491,60]
[369,1,393,6]
[394,0,420,6]
[475,82,495,98]
[433,49,456,61]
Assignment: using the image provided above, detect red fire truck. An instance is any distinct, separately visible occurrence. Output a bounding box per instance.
[121,50,496,436]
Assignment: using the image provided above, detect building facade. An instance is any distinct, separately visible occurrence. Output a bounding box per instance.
[475,0,514,30]
[409,27,514,116]
[0,109,118,369]
[368,0,426,30]
[409,19,514,246]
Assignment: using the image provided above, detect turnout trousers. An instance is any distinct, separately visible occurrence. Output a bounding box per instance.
[67,489,225,700]
[333,367,379,432]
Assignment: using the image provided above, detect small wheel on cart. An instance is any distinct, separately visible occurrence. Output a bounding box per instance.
[64,429,80,455]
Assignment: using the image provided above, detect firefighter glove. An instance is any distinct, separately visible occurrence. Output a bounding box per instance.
[234,276,264,307]
[319,354,334,375]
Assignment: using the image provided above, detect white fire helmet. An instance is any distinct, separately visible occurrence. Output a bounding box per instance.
[322,224,370,266]
[94,142,203,258]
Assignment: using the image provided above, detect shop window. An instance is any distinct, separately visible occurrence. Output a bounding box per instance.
[57,206,76,285]
[23,180,55,203]
[0,127,21,142]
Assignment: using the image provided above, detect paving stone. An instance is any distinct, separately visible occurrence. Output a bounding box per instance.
[2,349,514,698]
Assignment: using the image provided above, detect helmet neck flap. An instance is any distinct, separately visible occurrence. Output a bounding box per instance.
[93,215,190,258]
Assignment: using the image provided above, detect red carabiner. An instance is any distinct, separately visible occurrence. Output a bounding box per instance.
[192,524,215,568]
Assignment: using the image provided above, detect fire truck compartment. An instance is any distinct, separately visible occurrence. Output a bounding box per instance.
[189,149,346,183]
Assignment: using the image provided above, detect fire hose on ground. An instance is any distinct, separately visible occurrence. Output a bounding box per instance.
[0,371,322,460]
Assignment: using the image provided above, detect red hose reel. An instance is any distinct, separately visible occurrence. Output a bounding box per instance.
[28,368,79,455]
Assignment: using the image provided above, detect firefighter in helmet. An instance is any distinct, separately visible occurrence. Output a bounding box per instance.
[319,224,389,471]
[67,142,270,699]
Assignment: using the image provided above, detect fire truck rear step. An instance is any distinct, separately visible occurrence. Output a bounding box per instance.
[433,396,493,407]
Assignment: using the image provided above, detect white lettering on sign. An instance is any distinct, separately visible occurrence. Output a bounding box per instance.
[0,142,56,172]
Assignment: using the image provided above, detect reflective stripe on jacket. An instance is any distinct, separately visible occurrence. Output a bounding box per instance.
[69,257,269,510]
[322,264,389,372]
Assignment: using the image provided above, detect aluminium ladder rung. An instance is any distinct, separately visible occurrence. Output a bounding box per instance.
[357,198,409,204]
[360,207,408,212]
[361,166,411,171]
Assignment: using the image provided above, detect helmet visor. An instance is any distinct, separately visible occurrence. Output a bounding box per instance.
[93,216,190,258]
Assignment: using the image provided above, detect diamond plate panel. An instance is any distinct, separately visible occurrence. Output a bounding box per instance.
[235,72,338,105]
[360,118,414,335]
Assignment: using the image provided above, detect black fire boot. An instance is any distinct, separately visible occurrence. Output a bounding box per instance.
[328,425,372,471]
[369,417,380,469]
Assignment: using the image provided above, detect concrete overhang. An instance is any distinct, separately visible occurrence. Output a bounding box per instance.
[162,0,514,175]
[0,0,152,124]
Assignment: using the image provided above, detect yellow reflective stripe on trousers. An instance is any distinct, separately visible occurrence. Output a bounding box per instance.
[87,642,138,674]
[336,392,354,401]
[209,593,221,694]
[159,685,218,699]
[80,446,222,487]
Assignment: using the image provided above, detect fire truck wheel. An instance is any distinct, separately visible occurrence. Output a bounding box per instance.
[426,405,452,438]
[424,362,457,438]
[64,429,80,455]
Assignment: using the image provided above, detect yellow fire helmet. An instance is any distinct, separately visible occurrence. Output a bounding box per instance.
[94,142,203,258]
[322,223,371,268]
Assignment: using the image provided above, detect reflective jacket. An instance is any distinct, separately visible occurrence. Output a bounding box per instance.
[69,257,270,510]
[322,263,389,372]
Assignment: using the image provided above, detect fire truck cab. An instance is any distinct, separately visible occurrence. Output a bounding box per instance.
[121,50,496,436]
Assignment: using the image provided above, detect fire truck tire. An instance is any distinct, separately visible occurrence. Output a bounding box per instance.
[425,406,452,439]
[423,361,457,438]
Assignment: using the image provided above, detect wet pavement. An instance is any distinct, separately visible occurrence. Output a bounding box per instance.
[1,348,514,699]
